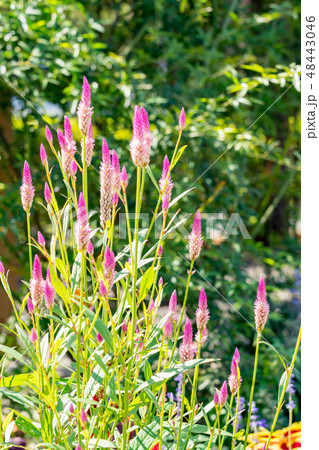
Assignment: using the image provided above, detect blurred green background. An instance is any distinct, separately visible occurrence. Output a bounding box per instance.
[0,0,300,429]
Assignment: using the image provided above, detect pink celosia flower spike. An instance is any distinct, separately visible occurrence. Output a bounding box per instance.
[254,275,270,332]
[179,107,186,130]
[179,317,195,362]
[100,140,113,229]
[112,192,119,207]
[158,246,163,257]
[158,277,163,288]
[122,321,128,333]
[196,287,210,331]
[45,125,53,145]
[159,155,174,201]
[77,77,93,135]
[149,299,155,313]
[87,240,94,256]
[164,317,172,339]
[97,332,103,343]
[99,280,108,298]
[121,166,128,190]
[169,290,177,321]
[44,269,55,310]
[104,246,116,289]
[189,210,203,261]
[112,150,121,194]
[162,193,169,215]
[214,390,220,406]
[20,161,35,212]
[44,182,52,204]
[27,297,34,314]
[37,231,46,248]
[83,122,95,167]
[31,328,38,344]
[76,193,91,251]
[71,160,78,178]
[57,127,74,178]
[195,325,207,344]
[40,144,47,166]
[69,402,75,413]
[0,261,5,275]
[30,255,44,308]
[80,408,88,424]
[76,444,82,450]
[129,105,152,168]
[219,381,228,407]
[228,347,242,394]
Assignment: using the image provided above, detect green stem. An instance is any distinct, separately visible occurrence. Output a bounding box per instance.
[27,212,32,279]
[82,135,88,206]
[264,327,301,450]
[176,373,186,450]
[220,393,234,449]
[231,386,241,450]
[244,334,260,448]
[206,415,219,449]
[184,333,202,448]
[168,260,194,366]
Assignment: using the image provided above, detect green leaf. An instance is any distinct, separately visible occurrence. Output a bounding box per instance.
[134,359,215,393]
[172,145,188,169]
[87,439,116,448]
[84,307,114,352]
[0,372,36,388]
[0,388,35,408]
[49,266,69,303]
[55,257,67,280]
[71,253,82,292]
[15,415,41,439]
[278,370,288,403]
[106,374,118,404]
[146,166,160,192]
[0,344,33,370]
[139,266,155,302]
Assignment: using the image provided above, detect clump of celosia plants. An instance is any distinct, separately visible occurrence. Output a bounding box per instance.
[0,78,300,450]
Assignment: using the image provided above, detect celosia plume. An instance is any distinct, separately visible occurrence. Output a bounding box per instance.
[164,317,172,339]
[77,77,93,135]
[30,255,44,308]
[27,297,34,314]
[121,166,128,190]
[40,144,47,166]
[83,122,95,167]
[196,287,209,331]
[99,280,108,298]
[45,125,53,145]
[162,193,169,214]
[195,325,207,344]
[31,328,38,344]
[189,210,203,261]
[149,299,155,313]
[44,182,52,204]
[179,317,195,362]
[254,275,270,332]
[122,321,128,333]
[179,107,186,130]
[159,155,174,201]
[169,290,177,320]
[100,139,113,229]
[44,269,55,309]
[104,246,116,289]
[71,160,78,177]
[76,192,91,251]
[0,261,4,275]
[219,380,228,406]
[129,105,152,167]
[81,408,88,424]
[97,332,103,343]
[214,390,220,406]
[228,347,242,394]
[20,161,35,212]
[87,240,94,256]
[69,403,75,413]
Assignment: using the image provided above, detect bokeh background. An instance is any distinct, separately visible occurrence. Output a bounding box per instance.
[0,0,300,430]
